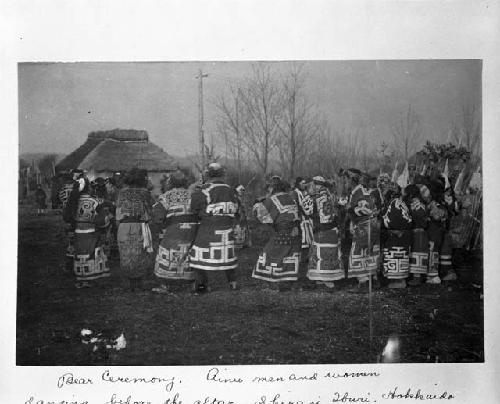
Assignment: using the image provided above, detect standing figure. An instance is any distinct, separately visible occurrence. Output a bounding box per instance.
[92,178,115,259]
[234,185,250,249]
[441,185,460,281]
[61,169,83,273]
[406,184,430,286]
[252,177,301,288]
[346,169,381,290]
[425,180,448,285]
[115,168,155,291]
[292,177,314,257]
[306,176,344,289]
[189,163,239,292]
[35,184,47,215]
[67,178,110,288]
[382,185,412,288]
[152,171,199,293]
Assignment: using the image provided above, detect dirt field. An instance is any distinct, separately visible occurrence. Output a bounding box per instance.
[16,205,484,365]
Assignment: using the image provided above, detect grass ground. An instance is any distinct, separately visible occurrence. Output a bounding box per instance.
[16,205,483,365]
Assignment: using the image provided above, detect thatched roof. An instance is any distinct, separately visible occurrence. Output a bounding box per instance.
[88,129,148,142]
[79,138,176,172]
[56,129,176,172]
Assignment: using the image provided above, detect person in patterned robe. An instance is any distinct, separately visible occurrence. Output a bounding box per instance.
[66,178,110,288]
[292,177,314,258]
[152,171,199,293]
[61,170,83,273]
[91,178,116,259]
[346,169,381,290]
[425,179,448,285]
[252,177,301,289]
[382,186,412,288]
[306,176,343,288]
[440,185,460,281]
[115,168,155,291]
[406,184,430,286]
[189,163,239,293]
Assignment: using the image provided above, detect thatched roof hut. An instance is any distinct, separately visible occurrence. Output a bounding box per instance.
[56,129,176,174]
[56,129,177,194]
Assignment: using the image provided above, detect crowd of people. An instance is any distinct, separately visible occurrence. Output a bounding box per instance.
[54,161,482,293]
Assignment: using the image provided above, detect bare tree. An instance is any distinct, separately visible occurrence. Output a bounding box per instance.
[215,83,245,182]
[275,64,320,180]
[453,103,481,158]
[392,104,422,161]
[215,64,281,178]
[238,64,281,177]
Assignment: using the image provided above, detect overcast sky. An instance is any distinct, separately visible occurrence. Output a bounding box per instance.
[18,60,481,157]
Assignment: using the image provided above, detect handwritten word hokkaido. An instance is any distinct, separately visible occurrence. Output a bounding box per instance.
[382,387,455,400]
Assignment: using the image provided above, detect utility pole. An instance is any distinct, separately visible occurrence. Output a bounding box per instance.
[196,69,209,174]
[235,92,241,183]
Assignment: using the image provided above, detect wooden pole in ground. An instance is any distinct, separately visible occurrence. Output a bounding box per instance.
[196,69,209,178]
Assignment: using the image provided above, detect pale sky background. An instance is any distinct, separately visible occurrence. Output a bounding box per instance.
[18,60,481,157]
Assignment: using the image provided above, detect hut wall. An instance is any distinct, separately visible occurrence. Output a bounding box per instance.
[87,170,170,197]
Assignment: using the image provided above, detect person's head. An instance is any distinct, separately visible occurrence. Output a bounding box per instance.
[93,177,107,198]
[368,175,377,189]
[269,176,288,194]
[71,169,84,181]
[345,168,362,188]
[206,162,225,182]
[168,170,188,190]
[377,173,391,196]
[236,184,245,197]
[418,184,431,203]
[429,179,445,203]
[125,168,148,188]
[312,176,328,192]
[385,182,401,204]
[404,184,421,205]
[295,177,306,191]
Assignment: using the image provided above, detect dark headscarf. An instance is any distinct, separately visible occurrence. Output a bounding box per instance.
[429,179,445,203]
[125,168,148,188]
[169,170,188,189]
[294,176,304,189]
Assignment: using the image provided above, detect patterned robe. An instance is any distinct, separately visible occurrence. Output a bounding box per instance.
[382,197,412,280]
[306,187,344,282]
[116,187,155,279]
[409,198,430,275]
[154,188,199,280]
[189,181,238,271]
[73,193,110,281]
[292,188,314,249]
[252,192,301,282]
[347,184,380,279]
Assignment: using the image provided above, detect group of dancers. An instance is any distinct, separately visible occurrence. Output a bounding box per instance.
[56,162,481,293]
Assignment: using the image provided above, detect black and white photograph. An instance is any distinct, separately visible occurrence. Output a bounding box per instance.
[16,60,484,366]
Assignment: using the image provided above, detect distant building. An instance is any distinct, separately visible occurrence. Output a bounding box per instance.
[56,129,177,195]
